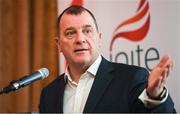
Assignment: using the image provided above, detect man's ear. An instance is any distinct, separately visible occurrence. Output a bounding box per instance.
[55,37,61,53]
[99,32,102,39]
[98,32,102,47]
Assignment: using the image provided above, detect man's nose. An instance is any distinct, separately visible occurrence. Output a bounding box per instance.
[75,32,86,44]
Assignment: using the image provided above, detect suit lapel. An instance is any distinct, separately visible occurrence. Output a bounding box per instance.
[83,57,114,112]
[53,74,66,113]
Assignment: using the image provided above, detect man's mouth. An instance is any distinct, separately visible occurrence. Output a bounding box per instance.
[74,49,88,52]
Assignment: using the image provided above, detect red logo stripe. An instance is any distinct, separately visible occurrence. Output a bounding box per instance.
[113,2,149,33]
[110,0,150,51]
[71,0,83,6]
[137,0,146,11]
[110,14,150,51]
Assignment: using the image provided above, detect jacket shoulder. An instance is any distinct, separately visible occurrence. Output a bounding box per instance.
[43,73,65,91]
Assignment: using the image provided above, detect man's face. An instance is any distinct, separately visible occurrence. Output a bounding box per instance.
[57,11,101,68]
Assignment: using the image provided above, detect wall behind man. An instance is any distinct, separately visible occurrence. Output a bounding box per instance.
[0,0,59,112]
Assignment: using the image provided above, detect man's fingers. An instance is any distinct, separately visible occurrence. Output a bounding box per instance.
[148,54,174,97]
[171,60,175,71]
[157,54,170,67]
[166,67,170,78]
[161,68,168,84]
[164,59,174,77]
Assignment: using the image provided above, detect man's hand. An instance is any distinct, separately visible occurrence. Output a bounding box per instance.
[147,54,174,98]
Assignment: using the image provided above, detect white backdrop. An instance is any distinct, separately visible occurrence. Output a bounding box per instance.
[57,0,180,112]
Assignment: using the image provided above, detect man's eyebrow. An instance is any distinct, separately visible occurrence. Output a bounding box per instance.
[65,27,75,31]
[64,25,92,32]
[82,25,93,28]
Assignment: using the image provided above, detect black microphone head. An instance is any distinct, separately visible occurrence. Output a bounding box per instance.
[38,68,49,79]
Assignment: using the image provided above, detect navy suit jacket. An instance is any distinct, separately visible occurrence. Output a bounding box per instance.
[39,57,175,113]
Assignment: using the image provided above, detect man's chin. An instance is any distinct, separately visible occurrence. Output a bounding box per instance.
[74,58,91,66]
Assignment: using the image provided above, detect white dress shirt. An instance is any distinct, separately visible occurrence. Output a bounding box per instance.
[63,55,168,113]
[63,55,102,113]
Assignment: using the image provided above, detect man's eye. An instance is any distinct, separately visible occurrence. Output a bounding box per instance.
[83,29,91,34]
[64,31,76,38]
[83,29,93,37]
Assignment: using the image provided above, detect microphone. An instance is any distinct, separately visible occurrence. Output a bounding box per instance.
[0,68,49,95]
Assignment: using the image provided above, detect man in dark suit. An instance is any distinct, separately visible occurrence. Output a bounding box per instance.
[39,5,175,113]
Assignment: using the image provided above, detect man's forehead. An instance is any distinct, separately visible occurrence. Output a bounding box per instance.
[60,13,96,30]
[65,25,93,30]
[61,12,95,24]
